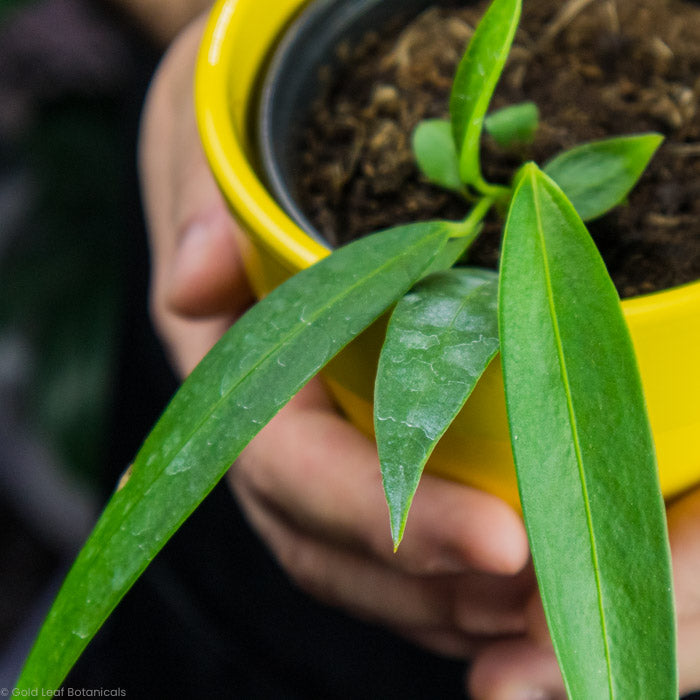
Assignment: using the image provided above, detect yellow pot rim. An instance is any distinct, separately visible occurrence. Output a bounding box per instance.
[195,0,327,276]
[195,0,700,314]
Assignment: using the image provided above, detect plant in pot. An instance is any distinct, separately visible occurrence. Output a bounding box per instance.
[15,0,700,696]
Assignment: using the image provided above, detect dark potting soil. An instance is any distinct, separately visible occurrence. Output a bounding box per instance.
[296,0,700,297]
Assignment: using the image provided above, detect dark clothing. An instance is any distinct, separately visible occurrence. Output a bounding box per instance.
[67,481,467,698]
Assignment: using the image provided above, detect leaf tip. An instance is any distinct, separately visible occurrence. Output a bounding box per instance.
[647,132,665,155]
[390,511,407,552]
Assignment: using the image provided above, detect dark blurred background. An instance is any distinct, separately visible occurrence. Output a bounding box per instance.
[0,0,177,683]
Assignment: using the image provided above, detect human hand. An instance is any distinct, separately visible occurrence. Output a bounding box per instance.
[231,380,533,657]
[139,13,533,659]
[467,487,700,699]
[139,13,254,377]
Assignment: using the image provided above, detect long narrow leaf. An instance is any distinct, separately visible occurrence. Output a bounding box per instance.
[450,0,521,187]
[543,133,663,220]
[499,163,676,698]
[17,220,456,691]
[375,268,499,546]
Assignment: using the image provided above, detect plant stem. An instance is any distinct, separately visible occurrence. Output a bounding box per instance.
[453,195,496,239]
[458,185,478,203]
[474,177,511,201]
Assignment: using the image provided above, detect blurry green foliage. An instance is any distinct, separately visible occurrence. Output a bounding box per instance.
[1,97,127,485]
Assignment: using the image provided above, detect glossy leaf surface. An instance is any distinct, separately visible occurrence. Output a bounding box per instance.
[375,268,499,545]
[412,119,462,190]
[543,133,663,220]
[450,0,521,187]
[499,164,676,698]
[17,221,456,691]
[484,101,539,147]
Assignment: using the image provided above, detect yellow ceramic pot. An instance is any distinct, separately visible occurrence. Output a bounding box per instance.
[195,0,700,509]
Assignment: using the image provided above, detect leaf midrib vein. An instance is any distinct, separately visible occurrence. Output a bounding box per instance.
[530,170,614,698]
[38,227,447,687]
[84,226,448,575]
[390,277,497,438]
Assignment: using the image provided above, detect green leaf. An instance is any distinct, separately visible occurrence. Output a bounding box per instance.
[412,119,462,191]
[17,220,456,692]
[422,206,490,275]
[484,101,539,147]
[499,163,676,698]
[543,133,663,221]
[450,0,521,188]
[375,268,499,546]
[422,233,474,275]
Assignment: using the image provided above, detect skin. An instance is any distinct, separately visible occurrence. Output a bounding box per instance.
[138,11,700,700]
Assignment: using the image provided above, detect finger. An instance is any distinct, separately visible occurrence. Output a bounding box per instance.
[523,590,551,649]
[667,487,700,695]
[161,72,251,319]
[147,198,247,376]
[234,471,527,644]
[231,379,530,577]
[468,638,566,700]
[677,617,700,697]
[158,314,237,378]
[138,15,253,376]
[668,487,700,618]
[139,13,252,317]
[139,15,207,301]
[166,207,251,318]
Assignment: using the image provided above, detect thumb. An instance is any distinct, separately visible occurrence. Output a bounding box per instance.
[138,14,253,376]
[166,177,251,318]
[468,637,565,700]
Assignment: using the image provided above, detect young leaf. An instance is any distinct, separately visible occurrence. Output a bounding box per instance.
[412,119,462,191]
[484,101,539,147]
[16,220,457,692]
[543,133,663,220]
[375,268,499,546]
[499,163,676,698]
[450,0,521,188]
